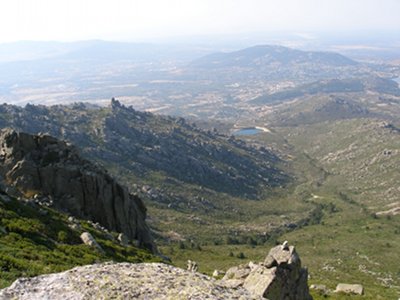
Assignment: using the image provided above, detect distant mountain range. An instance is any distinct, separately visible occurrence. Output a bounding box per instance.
[0,40,212,64]
[0,41,398,121]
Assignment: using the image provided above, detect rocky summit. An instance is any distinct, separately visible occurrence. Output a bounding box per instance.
[0,242,312,300]
[0,262,258,300]
[0,129,156,253]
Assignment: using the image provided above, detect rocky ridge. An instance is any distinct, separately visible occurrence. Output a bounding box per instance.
[0,100,287,202]
[0,129,156,252]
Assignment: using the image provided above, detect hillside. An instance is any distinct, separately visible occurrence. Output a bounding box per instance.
[277,119,400,209]
[0,187,160,289]
[239,76,400,129]
[0,100,287,200]
[224,114,400,299]
[0,100,312,250]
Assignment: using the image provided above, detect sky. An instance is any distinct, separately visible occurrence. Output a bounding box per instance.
[0,0,399,43]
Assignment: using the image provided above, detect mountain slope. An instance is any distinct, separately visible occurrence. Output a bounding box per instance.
[0,100,287,201]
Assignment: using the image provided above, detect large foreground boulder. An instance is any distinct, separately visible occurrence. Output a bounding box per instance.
[0,129,156,253]
[0,262,259,300]
[221,242,312,299]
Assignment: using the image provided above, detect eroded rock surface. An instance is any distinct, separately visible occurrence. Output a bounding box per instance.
[0,129,156,252]
[0,262,259,300]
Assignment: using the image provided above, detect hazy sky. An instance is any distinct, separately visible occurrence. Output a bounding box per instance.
[0,0,399,43]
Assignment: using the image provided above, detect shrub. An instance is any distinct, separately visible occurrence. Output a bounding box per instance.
[178,241,185,249]
[57,231,68,243]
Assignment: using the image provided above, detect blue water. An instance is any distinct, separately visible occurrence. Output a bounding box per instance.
[233,128,263,136]
[394,77,400,85]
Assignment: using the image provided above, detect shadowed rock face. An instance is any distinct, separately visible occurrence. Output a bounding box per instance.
[0,129,156,253]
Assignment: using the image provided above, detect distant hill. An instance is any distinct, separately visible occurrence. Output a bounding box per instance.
[261,94,372,126]
[182,45,366,85]
[251,77,400,106]
[0,40,211,64]
[189,45,357,69]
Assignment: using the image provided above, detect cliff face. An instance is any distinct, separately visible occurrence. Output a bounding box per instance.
[0,129,156,253]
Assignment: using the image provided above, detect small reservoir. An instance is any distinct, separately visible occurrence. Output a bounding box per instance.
[233,127,268,136]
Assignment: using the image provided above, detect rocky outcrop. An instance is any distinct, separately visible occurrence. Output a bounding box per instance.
[0,129,156,253]
[220,242,312,299]
[0,262,259,300]
[335,283,364,295]
[80,232,104,254]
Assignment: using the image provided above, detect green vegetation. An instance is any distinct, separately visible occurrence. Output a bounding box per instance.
[157,117,400,299]
[0,193,160,289]
[160,196,400,299]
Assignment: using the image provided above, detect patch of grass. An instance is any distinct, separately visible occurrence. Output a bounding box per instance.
[0,194,161,288]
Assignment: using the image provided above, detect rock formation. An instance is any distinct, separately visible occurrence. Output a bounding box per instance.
[0,129,156,253]
[80,232,104,254]
[187,260,199,272]
[220,242,312,299]
[0,262,259,300]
